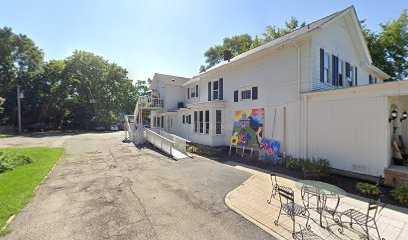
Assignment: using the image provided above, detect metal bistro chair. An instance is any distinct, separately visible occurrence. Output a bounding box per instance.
[338,198,385,240]
[274,186,311,236]
[267,169,279,204]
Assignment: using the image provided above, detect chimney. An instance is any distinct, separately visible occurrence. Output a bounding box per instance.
[223,50,232,62]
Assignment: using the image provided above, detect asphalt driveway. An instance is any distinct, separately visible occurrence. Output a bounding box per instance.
[1,132,272,240]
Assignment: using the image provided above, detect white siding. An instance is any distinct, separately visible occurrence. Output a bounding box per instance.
[311,16,384,92]
[306,91,389,176]
[194,40,312,155]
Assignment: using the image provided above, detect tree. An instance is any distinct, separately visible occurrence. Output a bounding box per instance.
[199,65,206,73]
[0,27,44,125]
[262,17,306,43]
[200,17,305,71]
[362,10,408,80]
[203,45,224,69]
[251,35,263,49]
[203,34,253,69]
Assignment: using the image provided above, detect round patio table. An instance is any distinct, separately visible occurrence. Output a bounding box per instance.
[295,180,347,228]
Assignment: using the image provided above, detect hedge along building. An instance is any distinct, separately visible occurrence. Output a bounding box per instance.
[137,6,408,184]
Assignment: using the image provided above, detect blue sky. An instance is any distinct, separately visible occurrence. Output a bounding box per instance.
[0,0,407,81]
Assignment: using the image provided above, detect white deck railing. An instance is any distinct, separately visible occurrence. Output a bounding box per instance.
[145,128,174,155]
[124,115,135,141]
[152,129,190,154]
[140,97,164,109]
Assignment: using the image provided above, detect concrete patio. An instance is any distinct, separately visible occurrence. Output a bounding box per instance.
[224,162,408,240]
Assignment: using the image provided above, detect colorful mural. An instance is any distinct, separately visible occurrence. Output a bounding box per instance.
[231,108,264,148]
[259,139,281,162]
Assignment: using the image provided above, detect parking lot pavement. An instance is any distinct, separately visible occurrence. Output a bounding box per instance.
[3,132,274,240]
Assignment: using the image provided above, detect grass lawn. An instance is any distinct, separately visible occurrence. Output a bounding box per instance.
[0,148,64,233]
[0,134,13,138]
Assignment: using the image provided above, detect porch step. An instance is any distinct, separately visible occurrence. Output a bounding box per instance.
[384,165,408,186]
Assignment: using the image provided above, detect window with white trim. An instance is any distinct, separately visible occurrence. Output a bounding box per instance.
[194,112,198,132]
[205,110,209,134]
[338,60,344,87]
[213,81,219,100]
[241,89,251,100]
[191,87,196,98]
[199,111,204,133]
[216,110,222,135]
[346,63,354,86]
[324,52,330,83]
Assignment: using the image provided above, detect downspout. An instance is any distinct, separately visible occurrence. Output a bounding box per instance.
[292,41,302,158]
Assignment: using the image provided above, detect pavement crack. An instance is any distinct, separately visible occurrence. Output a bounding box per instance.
[125,177,159,240]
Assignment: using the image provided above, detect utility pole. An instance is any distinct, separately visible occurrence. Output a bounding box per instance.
[17,85,22,133]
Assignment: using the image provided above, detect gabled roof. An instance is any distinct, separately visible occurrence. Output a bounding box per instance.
[152,73,190,86]
[184,5,389,83]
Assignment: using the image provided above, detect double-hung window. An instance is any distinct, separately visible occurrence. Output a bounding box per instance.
[205,111,210,134]
[241,89,251,100]
[324,52,330,83]
[191,87,196,98]
[194,112,198,132]
[338,60,344,87]
[216,110,222,134]
[346,62,354,86]
[213,81,219,100]
[199,111,204,133]
[153,117,157,127]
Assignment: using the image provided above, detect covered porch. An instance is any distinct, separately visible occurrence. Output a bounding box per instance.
[384,94,408,185]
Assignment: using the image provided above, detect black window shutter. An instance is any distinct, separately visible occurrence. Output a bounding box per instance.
[355,66,358,86]
[320,48,324,83]
[234,90,238,102]
[252,86,258,100]
[187,88,190,99]
[219,78,223,100]
[195,85,199,98]
[369,74,372,84]
[182,115,185,124]
[208,82,211,101]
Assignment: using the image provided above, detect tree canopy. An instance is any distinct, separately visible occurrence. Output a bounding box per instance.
[0,27,147,130]
[200,17,305,71]
[362,10,408,80]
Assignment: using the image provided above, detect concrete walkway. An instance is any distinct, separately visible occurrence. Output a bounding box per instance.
[224,162,408,240]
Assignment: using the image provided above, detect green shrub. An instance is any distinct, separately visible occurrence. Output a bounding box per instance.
[186,144,224,157]
[285,157,302,169]
[356,182,382,198]
[391,184,408,206]
[302,158,330,179]
[0,152,33,173]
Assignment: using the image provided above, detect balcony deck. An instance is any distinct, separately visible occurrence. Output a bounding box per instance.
[139,97,164,110]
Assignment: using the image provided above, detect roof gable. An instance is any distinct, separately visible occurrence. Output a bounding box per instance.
[190,6,389,81]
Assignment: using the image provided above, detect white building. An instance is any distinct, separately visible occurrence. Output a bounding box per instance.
[134,6,408,185]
